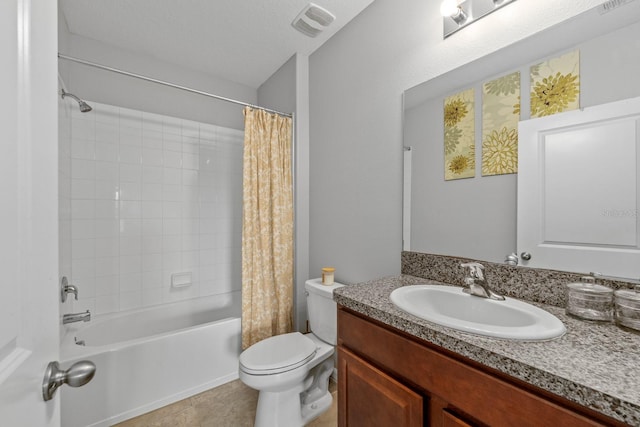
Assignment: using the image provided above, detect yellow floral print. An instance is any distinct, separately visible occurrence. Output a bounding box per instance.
[448,155,472,175]
[444,99,468,127]
[445,126,463,155]
[482,127,518,175]
[482,71,520,176]
[530,72,579,117]
[513,95,521,116]
[444,88,474,180]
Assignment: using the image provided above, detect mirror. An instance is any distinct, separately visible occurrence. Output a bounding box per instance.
[403,2,640,273]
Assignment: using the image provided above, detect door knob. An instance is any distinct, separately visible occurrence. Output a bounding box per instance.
[42,360,96,401]
[520,252,532,261]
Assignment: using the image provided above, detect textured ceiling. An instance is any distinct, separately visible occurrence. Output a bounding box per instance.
[59,0,375,88]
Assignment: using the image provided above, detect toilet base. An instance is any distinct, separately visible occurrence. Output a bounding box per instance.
[254,383,303,427]
[252,357,334,427]
[253,383,333,427]
[301,390,332,425]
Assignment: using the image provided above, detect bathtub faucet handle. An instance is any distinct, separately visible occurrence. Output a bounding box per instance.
[61,276,78,303]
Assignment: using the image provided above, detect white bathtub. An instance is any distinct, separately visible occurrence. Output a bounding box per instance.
[60,292,242,427]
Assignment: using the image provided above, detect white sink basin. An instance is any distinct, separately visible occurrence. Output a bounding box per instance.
[390,285,566,340]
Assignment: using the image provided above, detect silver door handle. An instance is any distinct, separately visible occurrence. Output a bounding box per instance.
[42,360,96,401]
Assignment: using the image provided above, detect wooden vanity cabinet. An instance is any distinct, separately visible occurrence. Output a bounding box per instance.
[337,307,625,427]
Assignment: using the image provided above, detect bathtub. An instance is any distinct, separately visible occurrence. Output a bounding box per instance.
[60,292,242,427]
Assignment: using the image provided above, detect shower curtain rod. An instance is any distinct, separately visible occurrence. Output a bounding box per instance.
[57,53,293,118]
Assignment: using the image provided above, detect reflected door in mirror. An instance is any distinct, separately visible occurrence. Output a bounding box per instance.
[518,96,640,278]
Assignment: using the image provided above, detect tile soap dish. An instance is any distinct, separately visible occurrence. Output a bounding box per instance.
[566,276,613,322]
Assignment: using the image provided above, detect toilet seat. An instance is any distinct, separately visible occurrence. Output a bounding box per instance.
[240,332,317,375]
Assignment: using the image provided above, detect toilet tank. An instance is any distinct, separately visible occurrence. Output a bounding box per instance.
[305,278,344,345]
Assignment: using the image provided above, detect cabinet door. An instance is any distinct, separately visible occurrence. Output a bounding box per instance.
[429,395,477,427]
[338,347,423,427]
[442,410,474,427]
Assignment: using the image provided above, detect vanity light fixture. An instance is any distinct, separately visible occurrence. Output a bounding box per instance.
[440,0,469,25]
[441,0,518,38]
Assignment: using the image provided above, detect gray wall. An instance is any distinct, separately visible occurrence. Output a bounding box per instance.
[258,55,296,114]
[58,16,256,130]
[257,54,312,331]
[405,17,640,264]
[308,0,630,284]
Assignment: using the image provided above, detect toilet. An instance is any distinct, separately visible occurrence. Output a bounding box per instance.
[239,278,344,427]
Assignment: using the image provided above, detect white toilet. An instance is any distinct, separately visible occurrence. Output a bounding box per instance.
[239,278,344,427]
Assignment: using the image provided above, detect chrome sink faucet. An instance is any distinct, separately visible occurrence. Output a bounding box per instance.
[63,310,91,325]
[460,262,505,301]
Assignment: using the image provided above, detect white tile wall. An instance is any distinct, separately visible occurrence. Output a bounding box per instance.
[65,102,243,315]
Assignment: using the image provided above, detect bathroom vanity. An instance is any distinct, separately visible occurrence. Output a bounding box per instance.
[334,275,640,427]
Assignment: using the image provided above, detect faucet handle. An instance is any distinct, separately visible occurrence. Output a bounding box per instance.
[460,262,485,280]
[60,277,78,303]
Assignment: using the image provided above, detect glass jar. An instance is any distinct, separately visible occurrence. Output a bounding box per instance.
[565,277,613,321]
[614,288,640,332]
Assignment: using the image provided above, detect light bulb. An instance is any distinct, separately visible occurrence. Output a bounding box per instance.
[440,0,460,17]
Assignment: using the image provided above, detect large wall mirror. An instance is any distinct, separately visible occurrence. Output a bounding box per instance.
[403,2,640,277]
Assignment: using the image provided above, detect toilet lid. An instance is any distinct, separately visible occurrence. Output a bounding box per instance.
[240,332,317,375]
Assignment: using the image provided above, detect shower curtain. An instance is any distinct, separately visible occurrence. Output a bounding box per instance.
[241,107,294,349]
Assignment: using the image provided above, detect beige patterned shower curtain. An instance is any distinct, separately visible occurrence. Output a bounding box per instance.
[241,107,294,349]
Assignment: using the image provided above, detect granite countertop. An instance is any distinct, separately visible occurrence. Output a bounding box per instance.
[333,275,640,425]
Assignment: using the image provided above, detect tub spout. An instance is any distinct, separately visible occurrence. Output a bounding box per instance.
[63,310,91,325]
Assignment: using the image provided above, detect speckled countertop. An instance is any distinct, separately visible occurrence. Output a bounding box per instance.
[333,275,640,426]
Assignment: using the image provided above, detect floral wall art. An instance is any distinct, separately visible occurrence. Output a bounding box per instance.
[442,50,579,182]
[482,71,520,176]
[444,88,475,180]
[530,50,580,118]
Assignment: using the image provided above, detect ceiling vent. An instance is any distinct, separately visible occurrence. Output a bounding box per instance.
[292,3,336,38]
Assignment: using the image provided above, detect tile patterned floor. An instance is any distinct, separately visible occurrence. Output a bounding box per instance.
[115,379,337,427]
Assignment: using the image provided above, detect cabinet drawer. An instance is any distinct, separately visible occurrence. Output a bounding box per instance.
[338,308,614,427]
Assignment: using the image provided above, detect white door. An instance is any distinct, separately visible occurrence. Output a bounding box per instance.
[0,1,61,426]
[518,96,640,279]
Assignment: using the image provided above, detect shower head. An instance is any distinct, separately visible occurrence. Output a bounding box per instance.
[61,89,92,113]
